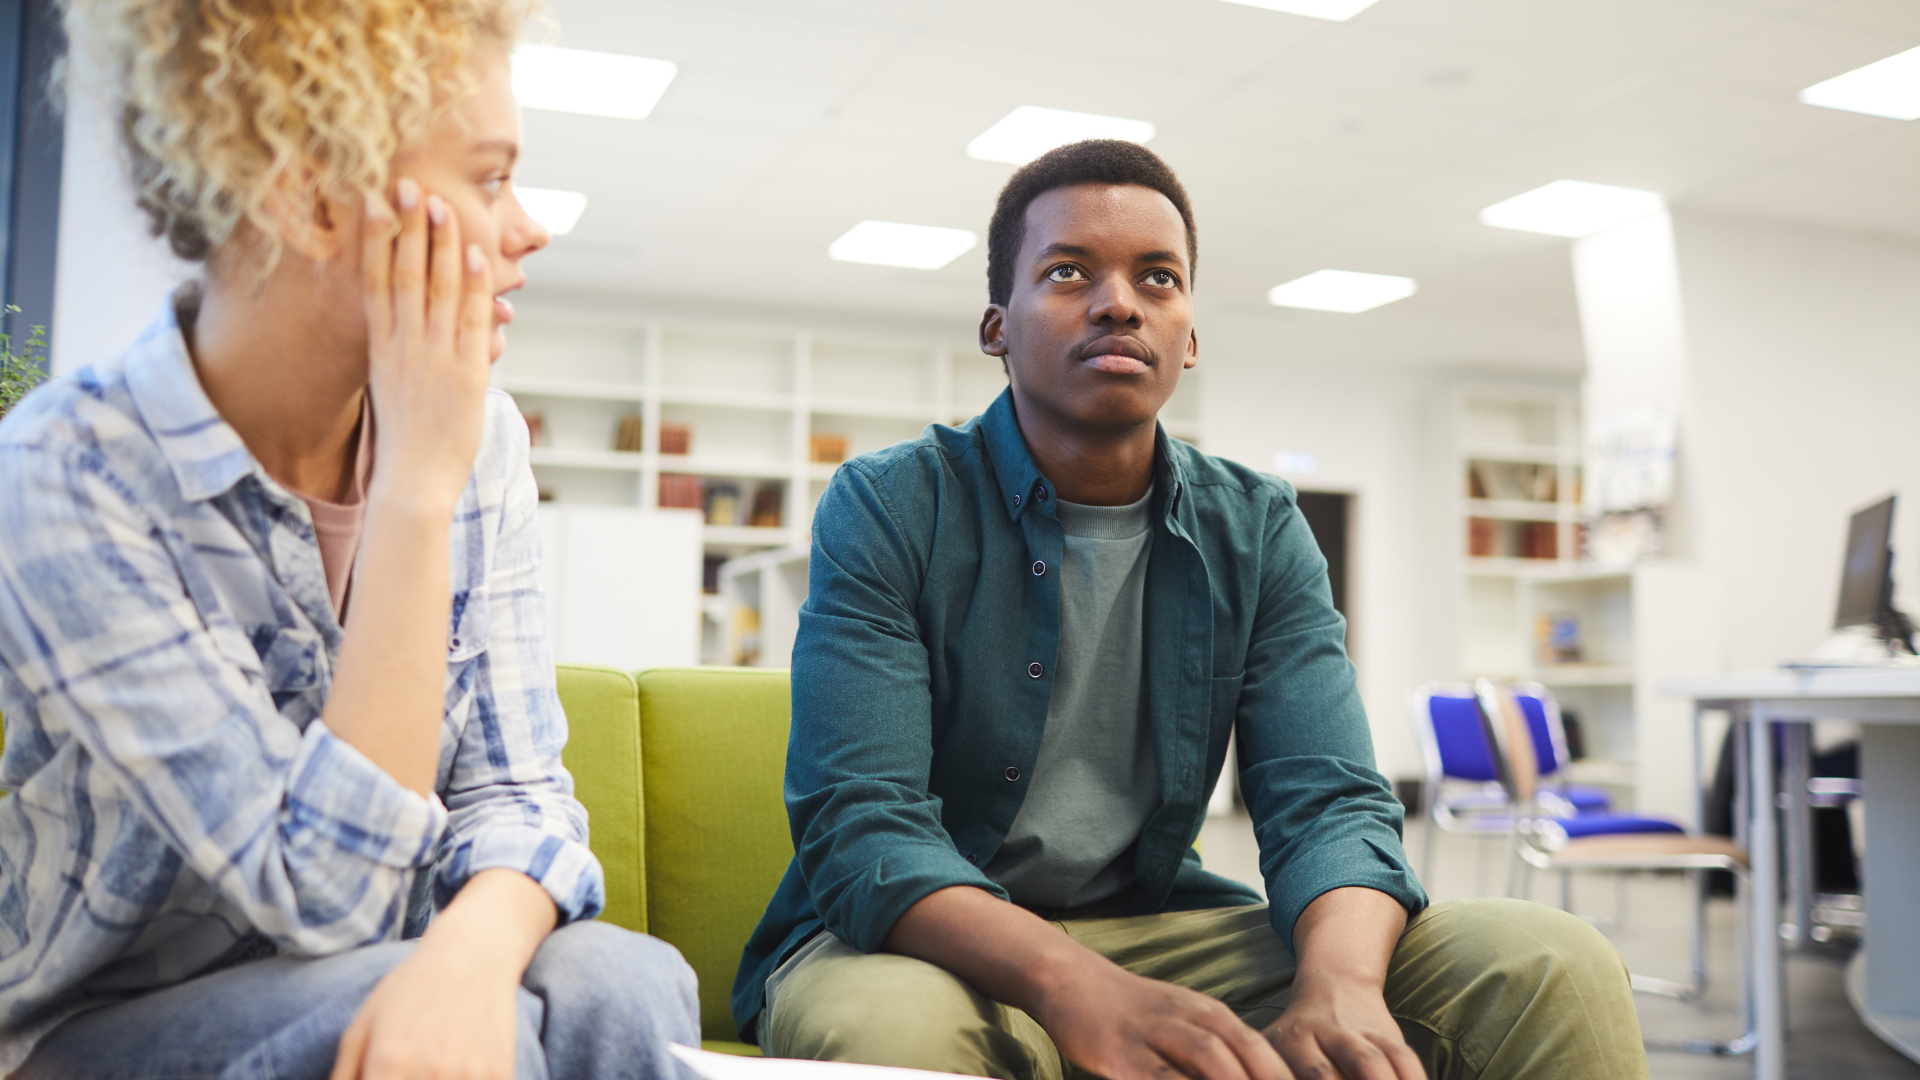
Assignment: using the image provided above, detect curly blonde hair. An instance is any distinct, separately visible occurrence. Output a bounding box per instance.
[61,0,529,265]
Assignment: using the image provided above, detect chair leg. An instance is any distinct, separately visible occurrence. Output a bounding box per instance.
[1641,867,1757,1056]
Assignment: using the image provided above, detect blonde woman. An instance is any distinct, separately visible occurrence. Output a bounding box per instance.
[0,2,697,1077]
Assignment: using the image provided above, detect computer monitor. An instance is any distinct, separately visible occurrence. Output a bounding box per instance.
[1834,495,1895,631]
[1832,495,1915,654]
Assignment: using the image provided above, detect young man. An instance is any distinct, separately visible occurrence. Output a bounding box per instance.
[734,140,1647,1080]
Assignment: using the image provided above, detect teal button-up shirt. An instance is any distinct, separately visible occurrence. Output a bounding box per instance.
[732,389,1425,1039]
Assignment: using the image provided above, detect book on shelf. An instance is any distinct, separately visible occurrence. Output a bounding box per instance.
[1466,459,1559,502]
[748,482,782,528]
[613,414,643,453]
[810,432,847,464]
[659,473,703,510]
[659,423,691,455]
[1534,612,1582,666]
[704,482,741,527]
[1467,518,1560,559]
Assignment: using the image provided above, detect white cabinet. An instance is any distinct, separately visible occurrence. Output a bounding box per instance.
[534,504,703,671]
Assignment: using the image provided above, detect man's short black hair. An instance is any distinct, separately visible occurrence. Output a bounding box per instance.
[986,139,1197,307]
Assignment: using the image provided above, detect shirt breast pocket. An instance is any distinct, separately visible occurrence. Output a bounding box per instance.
[446,588,490,666]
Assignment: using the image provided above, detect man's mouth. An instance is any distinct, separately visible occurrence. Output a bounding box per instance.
[1078,336,1153,375]
[493,294,515,325]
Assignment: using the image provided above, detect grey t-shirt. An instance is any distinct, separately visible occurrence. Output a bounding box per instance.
[983,486,1160,909]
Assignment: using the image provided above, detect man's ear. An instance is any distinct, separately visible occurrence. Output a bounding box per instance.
[979,305,1009,357]
[258,162,347,262]
[1184,326,1199,370]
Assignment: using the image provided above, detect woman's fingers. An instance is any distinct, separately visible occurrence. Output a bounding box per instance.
[361,193,396,343]
[390,177,428,340]
[424,193,463,350]
[457,242,494,366]
[329,1012,370,1080]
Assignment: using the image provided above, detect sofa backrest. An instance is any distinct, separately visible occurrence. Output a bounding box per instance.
[556,665,648,934]
[637,666,793,1044]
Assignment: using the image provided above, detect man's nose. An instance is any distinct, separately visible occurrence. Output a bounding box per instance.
[1088,275,1143,326]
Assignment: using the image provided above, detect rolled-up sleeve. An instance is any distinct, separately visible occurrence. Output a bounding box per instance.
[0,444,442,956]
[431,409,604,924]
[1234,484,1427,951]
[787,462,1003,954]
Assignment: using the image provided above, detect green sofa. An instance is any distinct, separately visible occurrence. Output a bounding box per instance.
[558,664,792,1056]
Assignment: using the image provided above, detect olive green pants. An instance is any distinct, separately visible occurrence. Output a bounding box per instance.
[762,898,1648,1080]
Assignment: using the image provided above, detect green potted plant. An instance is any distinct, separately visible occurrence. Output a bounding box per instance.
[0,305,47,423]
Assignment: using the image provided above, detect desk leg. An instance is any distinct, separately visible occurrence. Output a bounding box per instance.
[1749,706,1784,1080]
[1781,722,1813,950]
[1857,724,1920,1060]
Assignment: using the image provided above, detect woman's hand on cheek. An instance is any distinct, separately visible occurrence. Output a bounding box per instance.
[362,177,496,518]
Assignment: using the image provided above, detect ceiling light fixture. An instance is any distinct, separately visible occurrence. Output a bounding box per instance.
[966,106,1156,165]
[512,44,678,120]
[1799,46,1920,120]
[1267,269,1416,313]
[1479,180,1665,238]
[1216,0,1383,20]
[828,221,978,270]
[516,187,589,235]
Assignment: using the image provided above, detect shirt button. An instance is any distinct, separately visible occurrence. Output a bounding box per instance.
[448,636,460,650]
[1005,766,1021,782]
[966,854,977,865]
[1012,493,1022,507]
[1035,486,1049,502]
[1032,560,1046,576]
[1028,661,1044,678]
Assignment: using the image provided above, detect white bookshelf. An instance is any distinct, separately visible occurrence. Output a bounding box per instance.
[496,305,1203,663]
[1436,384,1717,820]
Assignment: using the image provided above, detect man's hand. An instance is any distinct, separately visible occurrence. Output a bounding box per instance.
[330,869,558,1080]
[1031,957,1286,1080]
[1260,887,1421,1080]
[1261,977,1421,1080]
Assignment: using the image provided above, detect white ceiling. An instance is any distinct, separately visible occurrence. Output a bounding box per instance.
[516,0,1920,371]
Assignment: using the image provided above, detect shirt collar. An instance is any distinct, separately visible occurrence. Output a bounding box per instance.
[979,386,1187,523]
[123,295,258,503]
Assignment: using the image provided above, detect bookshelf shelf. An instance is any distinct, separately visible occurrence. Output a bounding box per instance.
[530,447,646,471]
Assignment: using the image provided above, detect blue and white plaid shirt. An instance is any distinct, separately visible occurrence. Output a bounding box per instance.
[0,300,604,1068]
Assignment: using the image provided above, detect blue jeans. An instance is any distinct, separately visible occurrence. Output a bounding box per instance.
[17,921,699,1080]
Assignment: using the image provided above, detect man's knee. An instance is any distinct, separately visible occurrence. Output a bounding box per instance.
[1401,897,1628,993]
[767,943,1036,1074]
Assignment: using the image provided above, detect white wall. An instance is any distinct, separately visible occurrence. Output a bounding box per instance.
[1199,315,1458,781]
[1671,211,1920,669]
[51,72,195,374]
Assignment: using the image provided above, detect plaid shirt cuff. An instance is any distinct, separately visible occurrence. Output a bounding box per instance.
[285,720,447,869]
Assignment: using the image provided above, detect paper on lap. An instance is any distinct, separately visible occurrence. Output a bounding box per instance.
[670,1044,962,1080]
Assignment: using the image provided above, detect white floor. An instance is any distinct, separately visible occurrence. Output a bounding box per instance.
[1196,810,1920,1080]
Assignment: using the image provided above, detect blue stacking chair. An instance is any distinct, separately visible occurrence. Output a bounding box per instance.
[1408,683,1526,885]
[1508,683,1613,817]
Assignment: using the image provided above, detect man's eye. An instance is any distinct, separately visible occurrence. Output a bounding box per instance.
[481,176,505,196]
[1144,269,1178,289]
[1047,265,1086,283]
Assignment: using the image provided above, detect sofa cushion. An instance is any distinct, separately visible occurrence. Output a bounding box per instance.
[556,665,646,934]
[638,667,793,1045]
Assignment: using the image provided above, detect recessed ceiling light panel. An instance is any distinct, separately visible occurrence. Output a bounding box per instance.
[828,221,978,270]
[1479,180,1665,238]
[1216,0,1383,20]
[512,44,677,120]
[1267,270,1416,313]
[966,106,1156,165]
[516,187,588,235]
[1799,46,1920,120]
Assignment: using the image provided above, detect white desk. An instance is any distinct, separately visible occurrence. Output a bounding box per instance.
[1666,669,1920,1080]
